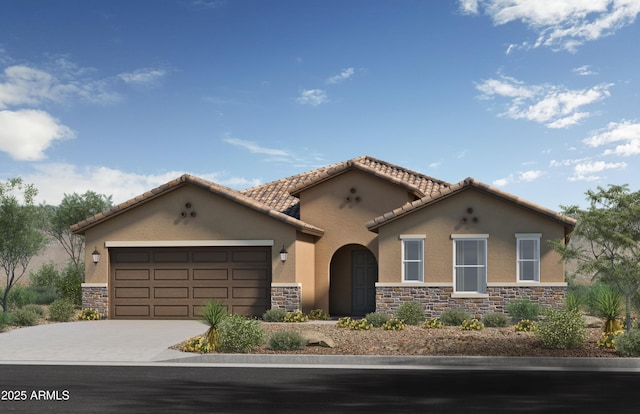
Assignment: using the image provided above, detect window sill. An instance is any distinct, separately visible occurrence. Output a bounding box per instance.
[451,293,489,299]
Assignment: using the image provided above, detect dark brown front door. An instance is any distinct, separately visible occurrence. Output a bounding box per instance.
[110,246,271,319]
[351,249,377,316]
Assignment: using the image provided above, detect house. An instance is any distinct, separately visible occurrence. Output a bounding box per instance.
[72,156,575,319]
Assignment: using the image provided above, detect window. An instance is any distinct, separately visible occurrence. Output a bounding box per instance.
[401,236,424,282]
[516,234,541,282]
[453,236,487,293]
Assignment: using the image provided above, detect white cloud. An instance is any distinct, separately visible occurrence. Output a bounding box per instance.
[573,65,598,76]
[476,75,612,128]
[296,89,329,106]
[462,0,640,51]
[493,176,512,187]
[118,68,166,86]
[492,169,544,187]
[223,136,289,157]
[583,120,640,156]
[0,109,74,161]
[23,163,259,205]
[327,68,355,84]
[569,160,627,181]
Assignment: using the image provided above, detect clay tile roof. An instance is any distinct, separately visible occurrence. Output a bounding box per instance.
[366,177,577,232]
[241,155,450,219]
[71,174,324,236]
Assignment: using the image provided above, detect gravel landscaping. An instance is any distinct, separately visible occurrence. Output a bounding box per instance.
[178,321,622,358]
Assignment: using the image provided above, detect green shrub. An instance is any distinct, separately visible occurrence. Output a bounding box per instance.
[11,308,39,326]
[423,318,443,329]
[564,291,585,313]
[514,319,537,332]
[22,304,46,318]
[77,308,103,321]
[7,285,37,309]
[615,330,640,357]
[181,336,213,353]
[482,312,508,328]
[283,310,308,323]
[48,299,76,322]
[536,309,587,349]
[0,312,10,331]
[309,309,329,320]
[382,318,405,331]
[365,312,391,328]
[507,298,541,322]
[395,301,425,325]
[440,309,472,326]
[29,262,62,288]
[55,263,83,306]
[461,319,484,331]
[597,330,624,350]
[336,316,353,328]
[217,314,264,353]
[590,285,623,333]
[200,299,228,350]
[268,330,306,351]
[262,308,287,322]
[349,318,373,330]
[30,286,59,305]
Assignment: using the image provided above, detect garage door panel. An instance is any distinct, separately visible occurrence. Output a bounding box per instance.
[111,246,270,319]
[154,269,189,280]
[115,269,150,280]
[193,268,228,280]
[154,287,189,299]
[193,287,228,299]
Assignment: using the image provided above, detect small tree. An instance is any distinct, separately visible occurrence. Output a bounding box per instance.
[0,179,47,312]
[44,191,112,272]
[552,185,640,332]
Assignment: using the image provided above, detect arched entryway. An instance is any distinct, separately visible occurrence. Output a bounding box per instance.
[329,244,378,317]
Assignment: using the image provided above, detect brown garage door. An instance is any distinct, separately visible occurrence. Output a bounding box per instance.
[110,246,271,319]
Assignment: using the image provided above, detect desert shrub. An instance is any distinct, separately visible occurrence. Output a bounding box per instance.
[336,317,353,328]
[48,298,76,322]
[564,291,585,313]
[268,330,306,351]
[365,312,391,328]
[200,299,228,350]
[283,310,308,323]
[615,330,640,357]
[350,318,372,330]
[22,304,46,318]
[507,298,541,322]
[395,301,425,325]
[382,318,406,331]
[597,330,624,350]
[77,308,103,321]
[309,309,329,320]
[461,319,484,331]
[423,318,443,329]
[514,319,537,332]
[181,336,213,353]
[55,263,83,306]
[482,312,508,328]
[29,262,62,288]
[262,308,287,322]
[29,286,59,305]
[440,309,472,326]
[7,285,37,309]
[536,309,587,349]
[217,314,264,353]
[0,312,10,331]
[590,285,623,333]
[10,308,39,326]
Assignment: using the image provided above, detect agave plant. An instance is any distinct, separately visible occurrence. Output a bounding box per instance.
[590,285,623,333]
[200,299,228,350]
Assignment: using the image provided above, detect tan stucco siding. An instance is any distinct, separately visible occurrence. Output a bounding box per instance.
[83,184,297,284]
[295,233,316,311]
[377,188,567,285]
[299,169,412,310]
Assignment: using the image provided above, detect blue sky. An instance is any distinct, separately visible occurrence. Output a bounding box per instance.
[1,0,639,211]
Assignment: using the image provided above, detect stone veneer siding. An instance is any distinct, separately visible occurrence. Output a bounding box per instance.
[376,285,566,319]
[270,284,302,312]
[81,285,109,317]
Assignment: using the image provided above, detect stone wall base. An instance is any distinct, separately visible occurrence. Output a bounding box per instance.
[270,284,302,312]
[81,285,108,317]
[376,285,566,319]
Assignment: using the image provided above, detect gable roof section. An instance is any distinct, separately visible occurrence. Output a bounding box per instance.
[366,177,577,232]
[241,155,451,219]
[71,174,324,236]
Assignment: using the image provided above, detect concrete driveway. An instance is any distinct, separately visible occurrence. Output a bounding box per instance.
[0,320,206,363]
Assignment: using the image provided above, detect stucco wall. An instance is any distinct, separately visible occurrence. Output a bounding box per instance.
[376,188,567,285]
[295,233,316,311]
[83,184,298,285]
[298,169,413,310]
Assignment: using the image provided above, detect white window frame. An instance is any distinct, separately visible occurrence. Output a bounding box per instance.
[400,235,425,282]
[452,234,488,294]
[516,233,541,282]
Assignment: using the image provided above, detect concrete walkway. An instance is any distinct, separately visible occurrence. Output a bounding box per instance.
[1,320,640,371]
